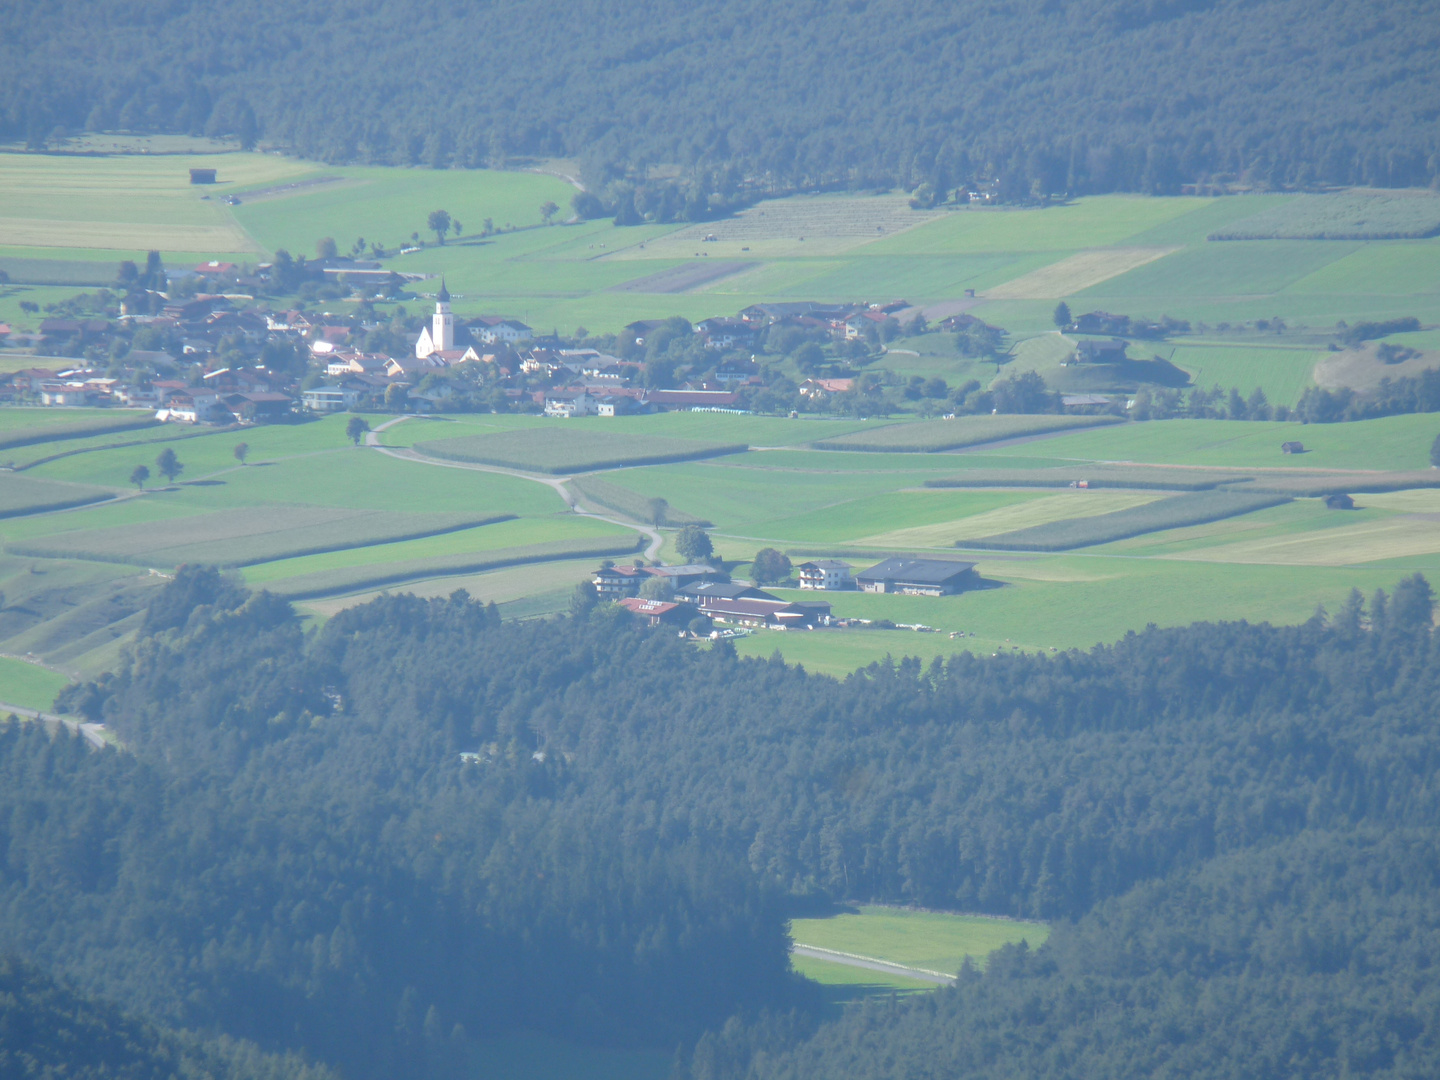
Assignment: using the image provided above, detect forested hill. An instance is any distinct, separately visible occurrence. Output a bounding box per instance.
[2,568,1438,1077]
[2,0,1438,195]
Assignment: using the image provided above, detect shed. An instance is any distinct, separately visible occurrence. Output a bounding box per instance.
[1323,493,1355,510]
[189,168,217,184]
[856,557,978,596]
[1281,441,1304,454]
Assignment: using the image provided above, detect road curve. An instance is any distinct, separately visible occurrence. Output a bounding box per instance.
[790,943,956,985]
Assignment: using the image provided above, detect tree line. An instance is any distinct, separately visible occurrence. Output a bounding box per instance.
[2,0,1437,202]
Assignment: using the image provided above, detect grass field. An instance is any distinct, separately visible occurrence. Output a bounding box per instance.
[0,655,70,712]
[811,414,1118,453]
[1163,343,1322,404]
[0,474,116,518]
[414,428,748,473]
[1209,190,1440,240]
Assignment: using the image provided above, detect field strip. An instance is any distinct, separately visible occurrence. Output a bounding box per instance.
[859,492,1163,547]
[790,944,955,985]
[1160,515,1440,565]
[0,216,259,252]
[985,246,1180,299]
[608,260,758,294]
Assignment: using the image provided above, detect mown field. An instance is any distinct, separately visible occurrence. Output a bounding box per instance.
[790,906,1049,976]
[413,428,748,473]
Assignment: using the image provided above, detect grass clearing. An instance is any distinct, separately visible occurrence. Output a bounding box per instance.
[965,490,1291,551]
[0,474,116,519]
[414,428,747,474]
[0,655,71,712]
[812,415,1118,453]
[789,953,936,1002]
[790,906,1049,975]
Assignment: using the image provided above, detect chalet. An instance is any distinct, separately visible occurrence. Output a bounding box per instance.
[220,392,293,422]
[593,565,648,600]
[617,597,690,627]
[855,557,978,596]
[596,396,639,417]
[797,560,853,590]
[622,319,668,345]
[38,382,89,407]
[302,385,362,413]
[1069,311,1132,336]
[678,581,779,607]
[1281,441,1305,454]
[713,359,760,386]
[162,391,222,423]
[799,378,853,397]
[843,311,890,339]
[1072,339,1128,364]
[386,355,449,379]
[694,317,757,350]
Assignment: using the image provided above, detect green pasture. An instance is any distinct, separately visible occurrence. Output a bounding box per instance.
[789,953,935,1005]
[995,414,1440,472]
[413,427,748,474]
[0,655,71,712]
[811,414,1118,453]
[1082,240,1361,300]
[717,489,1042,545]
[790,906,1049,975]
[1163,343,1321,404]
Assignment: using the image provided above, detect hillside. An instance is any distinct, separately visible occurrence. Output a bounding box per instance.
[1,0,1437,197]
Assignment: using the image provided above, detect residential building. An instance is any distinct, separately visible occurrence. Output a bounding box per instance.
[1072,338,1128,364]
[855,557,978,596]
[471,316,533,345]
[617,597,690,627]
[643,564,727,589]
[700,596,832,629]
[593,565,648,600]
[302,385,362,413]
[545,391,598,417]
[797,560,854,590]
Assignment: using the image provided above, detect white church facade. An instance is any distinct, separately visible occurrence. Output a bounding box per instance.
[415,282,532,359]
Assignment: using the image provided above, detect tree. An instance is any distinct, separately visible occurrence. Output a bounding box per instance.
[648,497,670,527]
[129,464,149,490]
[991,371,1053,413]
[428,210,452,245]
[316,237,338,259]
[639,575,674,601]
[482,217,495,236]
[1431,431,1440,467]
[1391,572,1434,630]
[1053,302,1072,328]
[233,442,249,466]
[154,448,182,483]
[676,525,714,563]
[346,416,371,445]
[451,220,462,239]
[540,201,559,224]
[687,614,713,636]
[751,548,792,584]
[569,580,599,617]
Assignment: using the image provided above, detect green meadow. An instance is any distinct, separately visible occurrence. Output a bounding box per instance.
[791,906,1049,976]
[0,655,71,712]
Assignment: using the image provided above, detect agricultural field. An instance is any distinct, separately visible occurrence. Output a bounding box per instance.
[413,427,748,473]
[790,906,1049,976]
[810,414,1118,452]
[1209,190,1440,240]
[0,655,71,712]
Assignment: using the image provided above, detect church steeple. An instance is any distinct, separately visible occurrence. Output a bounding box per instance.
[436,277,451,304]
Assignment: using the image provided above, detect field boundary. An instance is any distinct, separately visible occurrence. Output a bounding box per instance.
[812,415,1119,454]
[789,943,955,985]
[11,422,243,471]
[0,415,159,455]
[265,535,644,600]
[412,435,748,475]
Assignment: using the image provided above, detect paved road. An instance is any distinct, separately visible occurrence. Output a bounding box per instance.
[790,944,956,985]
[0,701,109,749]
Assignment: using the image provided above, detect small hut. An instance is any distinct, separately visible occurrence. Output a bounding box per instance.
[1281,441,1304,454]
[1324,493,1355,510]
[189,168,217,185]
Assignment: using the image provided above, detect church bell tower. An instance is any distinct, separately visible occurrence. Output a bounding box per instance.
[432,278,454,352]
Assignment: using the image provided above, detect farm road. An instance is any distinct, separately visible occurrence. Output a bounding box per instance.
[371,428,663,559]
[0,700,109,750]
[790,944,955,985]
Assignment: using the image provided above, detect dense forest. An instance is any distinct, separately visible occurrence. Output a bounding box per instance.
[1,567,1438,1075]
[2,1,1439,200]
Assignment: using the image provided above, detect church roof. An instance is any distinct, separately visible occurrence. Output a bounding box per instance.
[436,278,450,303]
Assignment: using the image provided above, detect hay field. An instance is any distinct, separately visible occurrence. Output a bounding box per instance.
[860,490,1163,547]
[728,489,1043,544]
[8,507,507,567]
[985,247,1180,299]
[812,414,1118,453]
[1164,344,1322,404]
[414,428,747,474]
[0,655,71,712]
[790,906,1049,976]
[0,152,308,254]
[0,474,115,519]
[604,194,945,260]
[1165,514,1440,566]
[1209,190,1440,240]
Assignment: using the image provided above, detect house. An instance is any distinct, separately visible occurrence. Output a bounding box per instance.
[386,355,450,379]
[799,378,854,397]
[1281,441,1305,454]
[38,382,89,407]
[545,391,598,418]
[1062,394,1112,408]
[678,581,779,607]
[327,353,391,377]
[694,317,757,350]
[220,392,293,422]
[843,310,890,339]
[643,564,726,589]
[162,391,222,423]
[593,565,648,600]
[194,261,237,276]
[713,359,760,385]
[302,385,362,413]
[595,396,637,417]
[1072,339,1128,364]
[855,557,978,596]
[622,319,668,345]
[797,560,854,590]
[617,597,691,627]
[470,316,533,345]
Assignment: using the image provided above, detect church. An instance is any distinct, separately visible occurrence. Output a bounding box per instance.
[414,281,532,361]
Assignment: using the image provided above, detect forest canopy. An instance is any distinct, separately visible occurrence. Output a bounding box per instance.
[1,0,1438,195]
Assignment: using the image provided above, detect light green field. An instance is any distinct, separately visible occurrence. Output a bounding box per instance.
[791,906,1048,975]
[1163,343,1321,404]
[0,655,70,712]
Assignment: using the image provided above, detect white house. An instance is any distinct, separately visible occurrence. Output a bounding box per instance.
[472,316,533,345]
[544,392,598,418]
[302,385,362,413]
[797,560,854,591]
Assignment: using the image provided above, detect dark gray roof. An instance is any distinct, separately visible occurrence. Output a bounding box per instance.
[680,581,775,601]
[856,557,976,584]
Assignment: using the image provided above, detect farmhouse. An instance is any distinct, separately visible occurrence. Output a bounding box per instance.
[700,596,833,629]
[679,581,780,607]
[471,316,533,345]
[617,597,689,627]
[799,378,853,397]
[856,557,978,596]
[1072,339,1128,364]
[797,560,854,590]
[593,565,647,600]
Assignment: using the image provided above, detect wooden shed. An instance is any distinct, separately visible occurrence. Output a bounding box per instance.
[189,168,217,184]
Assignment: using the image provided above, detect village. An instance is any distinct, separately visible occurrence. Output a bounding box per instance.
[0,251,1060,423]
